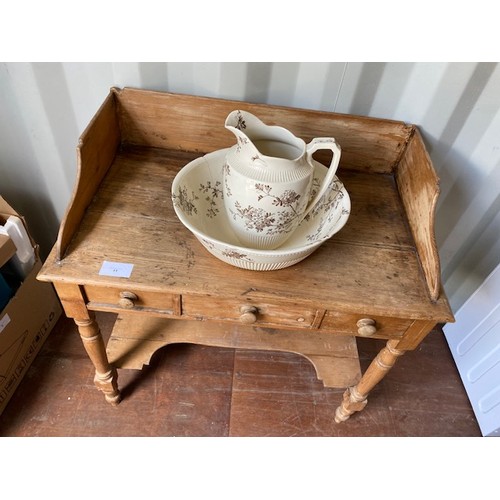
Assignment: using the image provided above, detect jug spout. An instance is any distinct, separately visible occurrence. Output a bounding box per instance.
[225,110,305,162]
[224,110,259,155]
[225,109,252,132]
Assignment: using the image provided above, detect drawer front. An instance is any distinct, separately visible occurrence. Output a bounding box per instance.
[182,295,322,329]
[320,311,411,339]
[83,285,180,315]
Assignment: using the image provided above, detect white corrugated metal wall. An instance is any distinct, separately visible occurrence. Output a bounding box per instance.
[1,62,499,312]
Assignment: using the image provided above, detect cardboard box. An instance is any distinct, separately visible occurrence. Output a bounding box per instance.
[0,197,62,415]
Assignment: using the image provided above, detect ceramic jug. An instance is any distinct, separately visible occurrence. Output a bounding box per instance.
[223,109,342,250]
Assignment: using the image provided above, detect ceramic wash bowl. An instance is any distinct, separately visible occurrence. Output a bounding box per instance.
[171,148,350,271]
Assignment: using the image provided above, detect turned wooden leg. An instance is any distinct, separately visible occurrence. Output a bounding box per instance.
[75,314,121,406]
[335,339,404,423]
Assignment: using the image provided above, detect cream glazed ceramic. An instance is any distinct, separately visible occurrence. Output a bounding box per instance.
[171,148,350,271]
[223,110,342,250]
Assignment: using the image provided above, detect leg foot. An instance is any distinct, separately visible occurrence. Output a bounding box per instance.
[334,386,368,423]
[94,368,121,406]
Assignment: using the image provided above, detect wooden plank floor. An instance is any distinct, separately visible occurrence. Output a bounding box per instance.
[0,311,481,437]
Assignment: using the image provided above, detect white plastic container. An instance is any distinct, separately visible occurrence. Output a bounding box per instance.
[0,215,35,279]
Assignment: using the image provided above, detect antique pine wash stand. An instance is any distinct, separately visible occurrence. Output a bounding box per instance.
[38,88,454,423]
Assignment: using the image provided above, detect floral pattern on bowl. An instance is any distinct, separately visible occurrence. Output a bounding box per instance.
[171,148,350,271]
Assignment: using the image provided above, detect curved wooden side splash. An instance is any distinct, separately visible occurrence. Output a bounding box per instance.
[55,89,121,261]
[396,128,442,301]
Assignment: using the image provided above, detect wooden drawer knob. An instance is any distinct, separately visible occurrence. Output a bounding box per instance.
[119,291,138,309]
[240,305,258,324]
[357,318,377,337]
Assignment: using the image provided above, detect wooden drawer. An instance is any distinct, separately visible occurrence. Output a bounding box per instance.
[320,311,411,339]
[83,285,180,315]
[182,295,323,329]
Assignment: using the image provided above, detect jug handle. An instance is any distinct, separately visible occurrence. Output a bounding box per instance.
[303,138,342,217]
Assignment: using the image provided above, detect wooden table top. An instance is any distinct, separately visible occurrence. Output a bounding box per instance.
[39,145,453,322]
